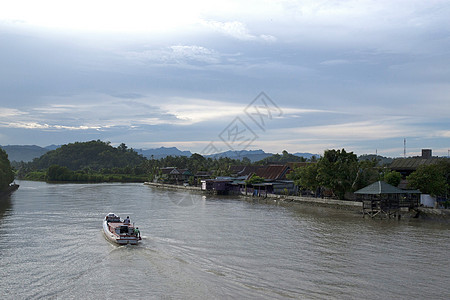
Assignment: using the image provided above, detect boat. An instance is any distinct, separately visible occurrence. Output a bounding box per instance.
[103,213,141,245]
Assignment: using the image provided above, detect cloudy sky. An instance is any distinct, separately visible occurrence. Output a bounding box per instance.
[1,0,449,157]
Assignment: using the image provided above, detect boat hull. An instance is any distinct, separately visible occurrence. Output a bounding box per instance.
[103,219,139,245]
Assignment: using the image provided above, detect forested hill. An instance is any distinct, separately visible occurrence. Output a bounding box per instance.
[30,140,145,171]
[255,150,314,164]
[0,148,15,191]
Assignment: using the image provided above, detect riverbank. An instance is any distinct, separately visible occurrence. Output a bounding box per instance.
[0,184,19,198]
[417,207,450,221]
[144,182,450,221]
[144,181,202,191]
[144,181,361,210]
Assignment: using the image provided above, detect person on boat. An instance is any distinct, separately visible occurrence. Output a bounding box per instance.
[134,227,141,239]
[123,216,131,224]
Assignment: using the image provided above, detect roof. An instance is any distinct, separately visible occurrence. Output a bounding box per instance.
[390,157,444,171]
[254,165,290,180]
[354,181,413,195]
[229,165,260,176]
[160,167,177,175]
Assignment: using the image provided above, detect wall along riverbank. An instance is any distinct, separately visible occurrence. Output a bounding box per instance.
[143,182,450,221]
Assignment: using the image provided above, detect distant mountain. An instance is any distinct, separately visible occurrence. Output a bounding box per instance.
[206,149,320,163]
[206,149,272,162]
[293,152,321,159]
[2,143,320,163]
[136,147,192,159]
[0,145,50,162]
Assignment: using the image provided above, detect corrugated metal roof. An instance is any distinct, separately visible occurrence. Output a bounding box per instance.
[254,165,289,180]
[354,181,405,194]
[230,165,260,176]
[390,157,443,170]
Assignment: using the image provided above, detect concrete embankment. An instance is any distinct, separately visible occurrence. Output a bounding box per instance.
[143,182,450,220]
[144,182,361,210]
[144,182,202,191]
[273,194,362,210]
[417,207,450,222]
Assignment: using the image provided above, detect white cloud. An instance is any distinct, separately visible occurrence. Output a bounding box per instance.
[0,107,27,117]
[200,20,276,42]
[274,117,426,141]
[160,97,245,124]
[1,121,101,130]
[124,45,223,65]
[0,0,202,33]
[1,1,449,156]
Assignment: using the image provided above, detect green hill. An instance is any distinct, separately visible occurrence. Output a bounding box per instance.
[0,148,15,191]
[255,150,308,164]
[30,140,145,171]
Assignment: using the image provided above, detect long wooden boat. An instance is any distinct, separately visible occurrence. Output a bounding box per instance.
[103,213,140,245]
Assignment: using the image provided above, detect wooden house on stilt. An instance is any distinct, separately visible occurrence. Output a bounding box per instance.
[355,181,421,219]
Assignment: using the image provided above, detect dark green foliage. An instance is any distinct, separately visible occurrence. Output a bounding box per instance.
[144,153,244,179]
[288,149,379,199]
[287,163,319,193]
[352,159,380,191]
[47,165,73,181]
[29,140,145,171]
[383,170,402,187]
[0,148,15,191]
[316,149,358,199]
[407,161,449,197]
[256,150,306,165]
[24,171,46,181]
[358,154,393,166]
[45,164,147,183]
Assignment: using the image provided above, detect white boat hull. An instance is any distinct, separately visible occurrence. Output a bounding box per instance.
[103,217,139,245]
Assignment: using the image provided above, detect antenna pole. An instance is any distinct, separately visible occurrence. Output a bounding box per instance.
[404,138,406,158]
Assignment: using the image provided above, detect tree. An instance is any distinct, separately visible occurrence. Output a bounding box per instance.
[47,165,73,181]
[352,159,380,190]
[0,148,15,191]
[118,143,128,152]
[242,157,251,165]
[384,170,402,187]
[287,163,319,195]
[255,150,306,165]
[407,163,448,197]
[23,140,145,172]
[316,149,358,199]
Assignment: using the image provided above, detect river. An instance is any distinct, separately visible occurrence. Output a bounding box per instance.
[0,180,449,299]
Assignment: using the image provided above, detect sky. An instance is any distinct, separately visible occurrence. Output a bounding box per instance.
[0,0,449,157]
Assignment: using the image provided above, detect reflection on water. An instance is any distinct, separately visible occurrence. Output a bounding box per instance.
[0,194,12,220]
[0,180,449,299]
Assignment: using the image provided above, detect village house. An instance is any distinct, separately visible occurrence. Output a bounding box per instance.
[159,167,192,184]
[390,149,444,177]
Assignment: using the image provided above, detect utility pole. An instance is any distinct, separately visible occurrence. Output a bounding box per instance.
[404,138,406,158]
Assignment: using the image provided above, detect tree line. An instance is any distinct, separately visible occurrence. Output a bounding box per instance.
[287,149,450,199]
[0,148,15,191]
[12,141,450,199]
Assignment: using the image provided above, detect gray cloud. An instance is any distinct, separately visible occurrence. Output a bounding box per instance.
[0,1,449,156]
